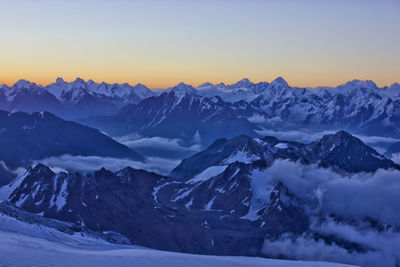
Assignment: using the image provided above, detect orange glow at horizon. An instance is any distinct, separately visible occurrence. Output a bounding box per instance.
[0,1,399,90]
[0,73,398,90]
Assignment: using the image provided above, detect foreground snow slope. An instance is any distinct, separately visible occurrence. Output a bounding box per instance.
[0,213,353,267]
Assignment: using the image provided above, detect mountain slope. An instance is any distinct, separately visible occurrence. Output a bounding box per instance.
[0,164,265,255]
[1,131,399,265]
[0,210,350,267]
[0,110,144,169]
[172,131,398,179]
[84,88,258,146]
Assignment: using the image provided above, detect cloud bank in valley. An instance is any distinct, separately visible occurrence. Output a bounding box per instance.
[36,155,180,176]
[114,134,202,159]
[256,160,400,267]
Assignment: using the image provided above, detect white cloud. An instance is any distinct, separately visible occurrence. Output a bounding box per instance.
[391,153,400,164]
[257,160,400,267]
[247,114,266,123]
[254,128,335,143]
[255,160,400,225]
[36,155,180,176]
[115,134,202,153]
[353,134,400,145]
[254,128,400,148]
[262,233,395,267]
[0,161,26,177]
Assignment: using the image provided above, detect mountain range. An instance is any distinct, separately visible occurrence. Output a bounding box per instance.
[1,77,400,142]
[1,77,400,266]
[0,78,154,119]
[1,131,398,258]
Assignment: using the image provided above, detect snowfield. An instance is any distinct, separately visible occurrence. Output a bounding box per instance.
[0,213,354,267]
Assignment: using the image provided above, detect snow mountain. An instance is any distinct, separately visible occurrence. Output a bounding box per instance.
[0,78,155,119]
[1,131,398,265]
[84,88,258,146]
[2,77,400,138]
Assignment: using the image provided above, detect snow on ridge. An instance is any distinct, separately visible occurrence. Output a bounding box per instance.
[275,143,289,149]
[188,165,228,184]
[0,171,30,202]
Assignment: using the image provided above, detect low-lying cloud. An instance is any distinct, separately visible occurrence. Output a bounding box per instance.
[391,153,400,164]
[254,128,335,143]
[115,134,202,155]
[254,128,399,152]
[36,155,180,176]
[255,159,400,266]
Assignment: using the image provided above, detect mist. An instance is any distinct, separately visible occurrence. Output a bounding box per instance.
[256,160,400,266]
[36,155,180,176]
[115,134,202,159]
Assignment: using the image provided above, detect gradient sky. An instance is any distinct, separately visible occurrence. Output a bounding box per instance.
[0,0,399,88]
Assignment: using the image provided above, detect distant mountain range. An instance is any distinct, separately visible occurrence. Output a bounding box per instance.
[1,78,399,141]
[80,78,400,149]
[0,78,154,119]
[1,131,398,256]
[1,76,400,162]
[84,83,258,145]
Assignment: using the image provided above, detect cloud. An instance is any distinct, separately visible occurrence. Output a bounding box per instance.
[353,134,400,145]
[36,155,180,176]
[391,153,400,164]
[0,161,26,177]
[255,160,400,266]
[256,160,400,225]
[254,128,335,143]
[247,114,267,123]
[254,128,400,148]
[115,134,202,153]
[262,233,395,267]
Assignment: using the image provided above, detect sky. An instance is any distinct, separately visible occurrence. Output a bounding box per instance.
[0,0,399,89]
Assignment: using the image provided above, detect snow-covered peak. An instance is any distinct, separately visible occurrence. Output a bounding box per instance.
[131,83,153,98]
[71,77,87,88]
[13,79,38,90]
[270,77,289,89]
[167,83,197,97]
[55,77,65,85]
[231,78,253,88]
[198,82,214,88]
[338,79,378,91]
[390,82,400,90]
[384,82,400,98]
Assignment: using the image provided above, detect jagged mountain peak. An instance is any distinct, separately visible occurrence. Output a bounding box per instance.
[133,82,147,88]
[174,82,194,89]
[72,77,86,84]
[313,130,365,149]
[231,78,253,88]
[29,163,55,176]
[13,79,39,90]
[306,130,398,172]
[198,82,214,88]
[390,82,400,89]
[270,76,289,89]
[167,82,197,96]
[339,79,378,90]
[172,130,398,179]
[55,77,66,84]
